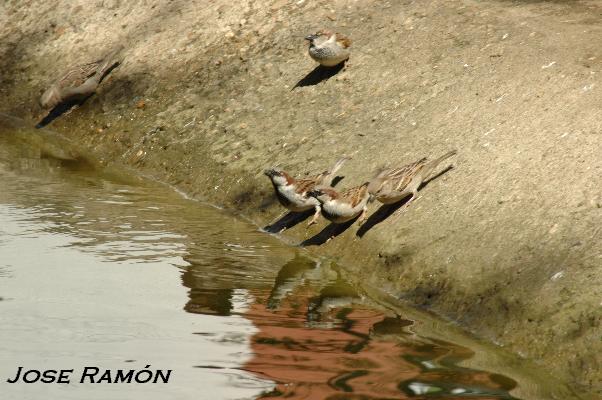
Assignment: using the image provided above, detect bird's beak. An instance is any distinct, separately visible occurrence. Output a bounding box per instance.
[263,169,274,177]
[305,34,318,41]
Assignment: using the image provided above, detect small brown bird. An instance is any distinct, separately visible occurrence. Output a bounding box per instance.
[40,45,124,110]
[305,30,351,67]
[307,182,370,224]
[264,157,349,226]
[368,150,457,208]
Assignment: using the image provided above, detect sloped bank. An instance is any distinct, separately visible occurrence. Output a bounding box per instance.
[1,0,600,393]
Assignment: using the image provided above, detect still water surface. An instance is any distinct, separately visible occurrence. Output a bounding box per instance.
[0,120,580,399]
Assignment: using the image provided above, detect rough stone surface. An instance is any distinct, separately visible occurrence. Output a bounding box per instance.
[1,0,601,392]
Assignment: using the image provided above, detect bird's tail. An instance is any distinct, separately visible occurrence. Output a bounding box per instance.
[422,150,457,179]
[95,44,125,82]
[324,156,351,185]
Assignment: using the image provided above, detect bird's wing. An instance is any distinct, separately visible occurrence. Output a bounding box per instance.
[57,61,101,89]
[386,158,428,191]
[295,178,319,195]
[335,33,352,48]
[341,183,369,207]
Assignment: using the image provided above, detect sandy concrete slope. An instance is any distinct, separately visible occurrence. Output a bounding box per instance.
[1,0,600,391]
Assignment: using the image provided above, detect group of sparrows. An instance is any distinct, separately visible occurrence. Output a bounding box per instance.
[38,29,455,235]
[265,30,456,233]
[265,149,456,229]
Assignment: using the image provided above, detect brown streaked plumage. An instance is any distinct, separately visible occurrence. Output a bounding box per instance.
[264,157,349,226]
[335,34,352,49]
[368,150,457,207]
[40,45,124,110]
[308,182,370,224]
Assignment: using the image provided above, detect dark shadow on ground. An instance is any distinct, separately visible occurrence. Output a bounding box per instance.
[300,217,358,247]
[356,201,407,238]
[330,175,344,187]
[263,209,315,233]
[357,166,454,238]
[35,96,91,128]
[292,62,345,89]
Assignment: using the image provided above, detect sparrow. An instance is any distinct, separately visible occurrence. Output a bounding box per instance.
[39,44,124,110]
[367,150,457,207]
[264,157,349,226]
[307,182,370,225]
[305,30,351,67]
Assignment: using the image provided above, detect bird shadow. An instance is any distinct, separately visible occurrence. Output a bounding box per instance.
[300,217,358,247]
[98,62,120,84]
[263,209,315,233]
[330,175,344,187]
[35,62,120,129]
[35,96,93,128]
[262,175,346,233]
[356,165,455,238]
[292,62,345,90]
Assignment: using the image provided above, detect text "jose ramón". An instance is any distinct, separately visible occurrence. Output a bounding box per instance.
[6,365,172,384]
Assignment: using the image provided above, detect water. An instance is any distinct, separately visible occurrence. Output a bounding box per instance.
[0,117,581,400]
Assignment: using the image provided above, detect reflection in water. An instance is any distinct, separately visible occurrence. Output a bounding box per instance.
[0,119,576,400]
[236,261,519,400]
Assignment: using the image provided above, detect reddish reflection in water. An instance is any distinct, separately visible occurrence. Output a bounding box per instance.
[241,283,518,400]
[181,253,520,400]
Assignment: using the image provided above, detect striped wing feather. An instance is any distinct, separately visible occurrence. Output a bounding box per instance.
[294,177,320,195]
[294,168,331,194]
[340,183,368,207]
[386,158,427,191]
[57,61,102,89]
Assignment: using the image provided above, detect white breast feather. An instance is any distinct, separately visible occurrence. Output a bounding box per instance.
[278,184,318,211]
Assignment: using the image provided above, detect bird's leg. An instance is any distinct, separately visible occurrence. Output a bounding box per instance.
[403,191,421,210]
[64,104,80,116]
[307,205,321,227]
[357,206,368,225]
[265,210,288,232]
[393,190,421,220]
[274,210,288,222]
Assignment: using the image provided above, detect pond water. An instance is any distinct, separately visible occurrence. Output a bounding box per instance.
[0,117,580,399]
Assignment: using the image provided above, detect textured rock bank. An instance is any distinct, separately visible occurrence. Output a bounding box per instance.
[1,0,600,393]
